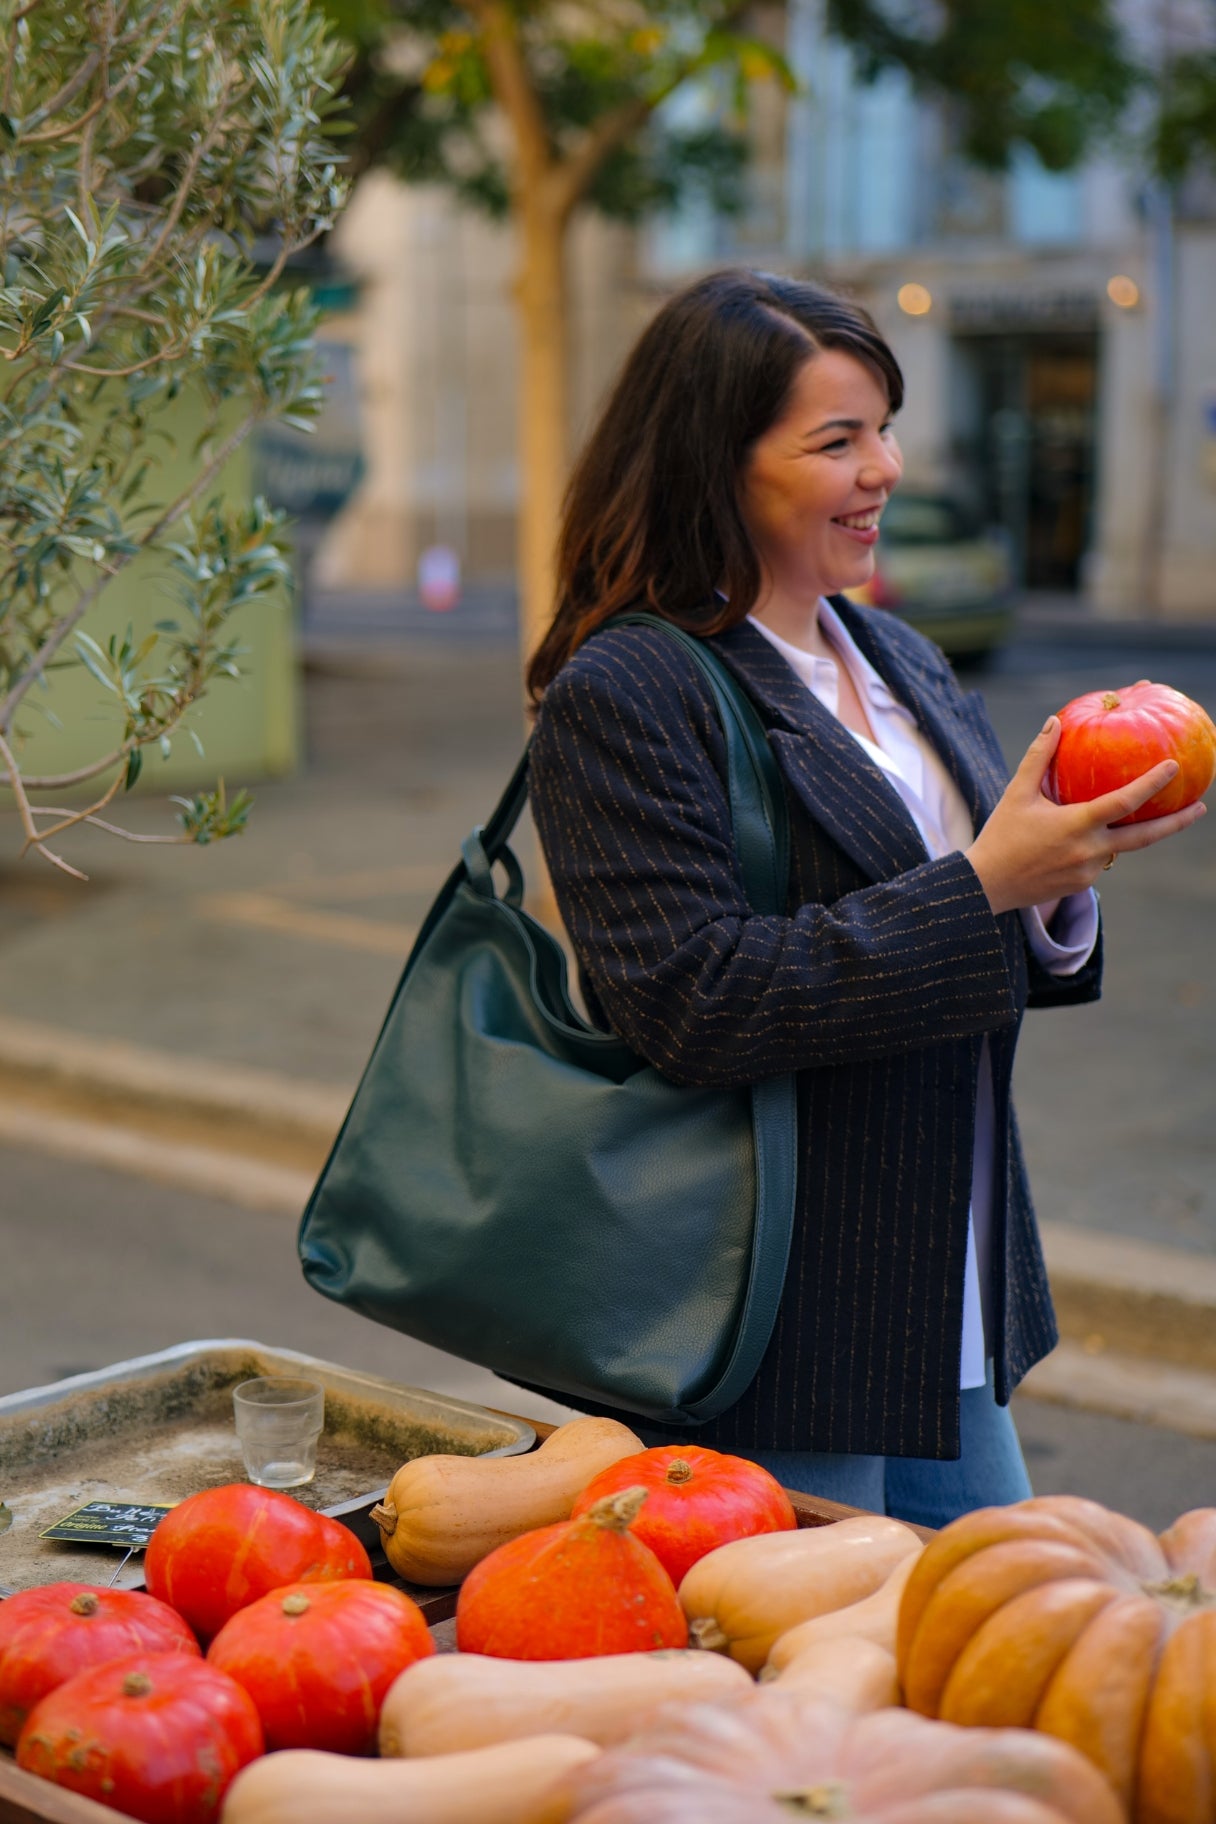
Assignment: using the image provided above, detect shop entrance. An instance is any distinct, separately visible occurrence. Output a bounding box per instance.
[950,332,1099,591]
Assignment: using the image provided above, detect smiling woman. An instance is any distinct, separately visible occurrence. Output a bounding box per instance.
[510,269,1204,1530]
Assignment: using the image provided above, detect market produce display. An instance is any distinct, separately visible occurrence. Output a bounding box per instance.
[12,1436,1216,1824]
[898,1494,1216,1822]
[569,1445,796,1587]
[15,1651,264,1824]
[207,1578,434,1755]
[456,1487,689,1659]
[0,1583,200,1747]
[544,1689,1126,1824]
[143,1483,372,1641]
[1048,679,1216,823]
[370,1415,644,1586]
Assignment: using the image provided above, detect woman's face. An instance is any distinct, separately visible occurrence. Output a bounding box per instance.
[738,348,903,608]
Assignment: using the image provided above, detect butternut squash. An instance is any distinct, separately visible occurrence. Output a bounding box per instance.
[379,1648,754,1757]
[677,1515,921,1673]
[765,1549,920,1668]
[220,1736,599,1824]
[371,1417,644,1586]
[760,1634,900,1711]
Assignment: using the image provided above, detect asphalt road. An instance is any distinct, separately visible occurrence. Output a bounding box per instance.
[2,1136,1215,1537]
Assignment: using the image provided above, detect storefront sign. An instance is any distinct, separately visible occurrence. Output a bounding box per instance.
[949,289,1098,332]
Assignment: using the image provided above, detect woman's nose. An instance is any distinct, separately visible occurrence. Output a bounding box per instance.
[861,442,903,490]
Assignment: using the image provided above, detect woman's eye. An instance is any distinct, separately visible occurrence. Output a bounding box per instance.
[818,438,848,453]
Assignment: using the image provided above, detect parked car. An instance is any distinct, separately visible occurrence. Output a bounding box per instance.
[846,491,1015,663]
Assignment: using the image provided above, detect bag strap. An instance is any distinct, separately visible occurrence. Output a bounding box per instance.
[473,610,799,1425]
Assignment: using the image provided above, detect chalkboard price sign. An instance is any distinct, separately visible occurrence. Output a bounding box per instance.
[40,1501,175,1549]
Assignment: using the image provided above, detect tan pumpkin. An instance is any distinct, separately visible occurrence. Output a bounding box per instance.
[221,1735,599,1824]
[678,1514,921,1673]
[379,1649,753,1756]
[897,1494,1216,1824]
[540,1690,1124,1824]
[371,1418,644,1586]
[759,1635,900,1712]
[766,1552,919,1669]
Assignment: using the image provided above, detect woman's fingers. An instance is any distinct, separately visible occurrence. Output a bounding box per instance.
[1085,757,1180,827]
[1108,797,1206,857]
[1017,715,1061,796]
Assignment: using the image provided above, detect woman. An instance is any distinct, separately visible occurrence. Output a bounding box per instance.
[523,269,1204,1528]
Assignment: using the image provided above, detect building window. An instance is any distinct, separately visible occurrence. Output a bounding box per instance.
[1008,147,1084,246]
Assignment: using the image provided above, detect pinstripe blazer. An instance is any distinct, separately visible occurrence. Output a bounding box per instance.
[524,597,1102,1459]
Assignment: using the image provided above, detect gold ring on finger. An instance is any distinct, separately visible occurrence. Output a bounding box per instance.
[1102,851,1117,871]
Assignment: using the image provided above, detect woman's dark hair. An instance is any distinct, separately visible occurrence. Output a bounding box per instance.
[526,267,904,704]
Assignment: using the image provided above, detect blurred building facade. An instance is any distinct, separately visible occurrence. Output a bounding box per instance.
[319,0,1216,620]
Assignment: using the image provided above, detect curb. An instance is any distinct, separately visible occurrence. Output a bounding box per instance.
[2,1015,1214,1381]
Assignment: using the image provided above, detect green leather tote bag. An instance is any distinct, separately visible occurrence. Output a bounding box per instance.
[297,614,797,1426]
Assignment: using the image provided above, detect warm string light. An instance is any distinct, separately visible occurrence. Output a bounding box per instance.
[1106,275,1140,309]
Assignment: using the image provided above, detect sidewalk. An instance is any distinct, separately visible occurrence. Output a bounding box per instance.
[2,603,1216,1435]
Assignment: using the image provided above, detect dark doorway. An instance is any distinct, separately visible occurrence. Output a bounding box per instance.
[951,332,1099,591]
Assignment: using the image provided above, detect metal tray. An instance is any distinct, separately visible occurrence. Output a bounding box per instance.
[0,1339,534,1594]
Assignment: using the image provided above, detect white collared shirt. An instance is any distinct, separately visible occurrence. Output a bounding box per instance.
[748,603,1098,1389]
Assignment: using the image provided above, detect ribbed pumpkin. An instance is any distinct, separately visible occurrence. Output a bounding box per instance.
[897,1494,1216,1823]
[570,1446,796,1588]
[548,1690,1125,1824]
[455,1487,687,1659]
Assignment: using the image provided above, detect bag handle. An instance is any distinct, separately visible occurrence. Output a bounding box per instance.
[472,614,788,916]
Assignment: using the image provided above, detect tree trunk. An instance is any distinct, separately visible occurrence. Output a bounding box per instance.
[514,199,570,673]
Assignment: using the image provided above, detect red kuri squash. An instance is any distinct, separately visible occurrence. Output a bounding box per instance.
[456,1487,687,1659]
[1049,681,1216,824]
[207,1579,434,1754]
[570,1446,796,1587]
[17,1651,263,1824]
[0,1582,199,1747]
[143,1484,370,1642]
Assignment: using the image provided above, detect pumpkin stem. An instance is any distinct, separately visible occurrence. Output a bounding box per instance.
[665,1458,693,1485]
[281,1592,312,1617]
[689,1617,731,1653]
[121,1673,153,1698]
[369,1499,398,1538]
[69,1593,100,1617]
[1143,1570,1214,1611]
[586,1486,649,1532]
[774,1783,849,1817]
[1101,691,1121,711]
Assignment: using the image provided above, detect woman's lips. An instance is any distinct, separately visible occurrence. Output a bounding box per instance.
[832,519,880,547]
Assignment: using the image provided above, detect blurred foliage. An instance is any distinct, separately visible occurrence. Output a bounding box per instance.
[826,0,1134,173]
[314,1,798,223]
[0,0,349,875]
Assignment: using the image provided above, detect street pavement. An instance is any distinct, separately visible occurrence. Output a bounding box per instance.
[1,597,1215,1515]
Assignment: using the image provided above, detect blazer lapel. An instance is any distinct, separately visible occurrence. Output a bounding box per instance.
[709,620,931,884]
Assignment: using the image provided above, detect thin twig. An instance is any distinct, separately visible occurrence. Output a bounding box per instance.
[20,760,123,846]
[27,804,186,844]
[0,728,87,878]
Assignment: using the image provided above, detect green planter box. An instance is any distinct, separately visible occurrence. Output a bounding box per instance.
[11,404,300,793]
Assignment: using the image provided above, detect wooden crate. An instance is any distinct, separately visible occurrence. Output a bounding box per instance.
[1,1416,925,1824]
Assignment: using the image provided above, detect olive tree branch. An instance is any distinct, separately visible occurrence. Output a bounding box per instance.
[0,728,88,878]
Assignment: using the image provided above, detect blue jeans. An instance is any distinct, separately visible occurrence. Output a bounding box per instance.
[649,1363,1032,1531]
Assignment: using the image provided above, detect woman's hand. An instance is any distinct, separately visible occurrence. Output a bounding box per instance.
[965,715,1208,917]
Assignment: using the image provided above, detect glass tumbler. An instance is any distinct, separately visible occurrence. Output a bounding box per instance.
[232,1376,325,1488]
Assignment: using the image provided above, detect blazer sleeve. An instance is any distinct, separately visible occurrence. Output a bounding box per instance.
[530,632,1020,1089]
